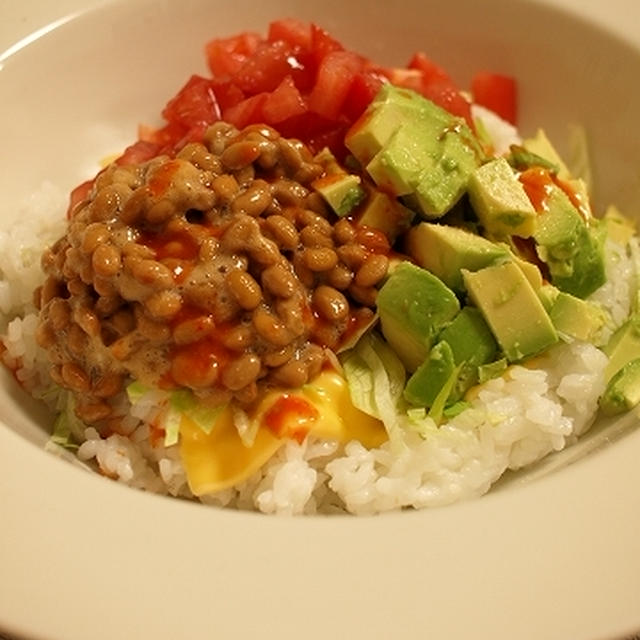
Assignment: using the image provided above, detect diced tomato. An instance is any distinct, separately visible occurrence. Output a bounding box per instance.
[408,52,452,85]
[471,71,517,124]
[267,18,312,50]
[116,139,161,165]
[262,75,307,124]
[162,75,221,129]
[211,80,245,112]
[223,92,268,128]
[234,40,306,94]
[67,179,94,216]
[343,69,387,120]
[308,50,363,120]
[310,23,344,67]
[204,32,261,77]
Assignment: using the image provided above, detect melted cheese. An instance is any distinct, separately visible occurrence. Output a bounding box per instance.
[179,369,387,496]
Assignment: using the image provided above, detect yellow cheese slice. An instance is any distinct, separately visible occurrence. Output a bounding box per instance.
[179,369,387,496]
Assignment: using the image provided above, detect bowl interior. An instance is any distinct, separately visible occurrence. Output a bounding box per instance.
[1,2,640,640]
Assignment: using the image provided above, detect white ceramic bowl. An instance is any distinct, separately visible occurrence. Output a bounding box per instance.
[1,1,640,639]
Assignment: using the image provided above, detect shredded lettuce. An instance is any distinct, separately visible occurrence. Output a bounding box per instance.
[341,330,407,440]
[126,381,226,447]
[48,392,83,451]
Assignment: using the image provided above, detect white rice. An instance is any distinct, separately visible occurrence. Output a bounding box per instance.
[0,179,631,516]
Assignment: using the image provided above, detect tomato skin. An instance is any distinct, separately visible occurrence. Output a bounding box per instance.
[205,32,261,77]
[308,50,363,120]
[267,18,312,50]
[343,69,387,120]
[162,75,220,129]
[234,40,306,94]
[407,52,451,85]
[262,75,307,124]
[471,71,517,124]
[310,23,344,66]
[223,92,268,129]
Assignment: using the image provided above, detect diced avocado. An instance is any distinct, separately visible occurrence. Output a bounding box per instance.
[377,261,460,371]
[533,185,606,298]
[603,204,636,247]
[355,189,415,243]
[406,222,509,291]
[478,358,508,384]
[312,147,365,217]
[312,173,365,216]
[507,145,560,174]
[543,285,607,343]
[403,307,498,408]
[438,306,498,397]
[404,340,456,407]
[508,251,544,290]
[462,261,559,362]
[467,157,537,238]
[344,85,421,165]
[599,358,640,416]
[603,315,640,382]
[346,85,483,219]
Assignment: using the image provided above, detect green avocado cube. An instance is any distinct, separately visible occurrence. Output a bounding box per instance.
[468,157,537,238]
[406,222,510,292]
[354,189,414,243]
[462,261,558,362]
[600,358,640,416]
[533,186,606,298]
[377,262,460,371]
[404,340,456,407]
[603,315,640,382]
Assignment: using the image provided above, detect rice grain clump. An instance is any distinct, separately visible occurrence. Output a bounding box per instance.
[2,21,639,516]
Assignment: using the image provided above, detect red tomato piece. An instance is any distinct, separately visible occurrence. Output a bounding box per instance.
[471,71,517,124]
[267,18,312,50]
[211,80,245,112]
[308,50,363,120]
[234,40,308,95]
[310,23,344,66]
[343,69,387,120]
[67,178,94,216]
[204,32,261,77]
[408,52,452,85]
[262,75,307,124]
[117,140,161,165]
[162,75,221,129]
[223,92,268,128]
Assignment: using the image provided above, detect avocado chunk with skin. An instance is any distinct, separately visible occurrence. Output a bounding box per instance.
[462,261,559,362]
[345,84,483,219]
[600,358,640,416]
[404,340,456,407]
[603,315,640,382]
[531,181,606,298]
[539,284,607,343]
[406,222,510,292]
[377,261,460,371]
[312,173,365,216]
[468,157,537,238]
[404,306,498,407]
[312,147,365,216]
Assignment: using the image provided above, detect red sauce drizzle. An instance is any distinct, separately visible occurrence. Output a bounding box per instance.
[148,160,180,197]
[263,395,319,443]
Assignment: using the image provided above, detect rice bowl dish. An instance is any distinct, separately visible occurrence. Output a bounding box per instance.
[2,2,640,640]
[2,15,640,517]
